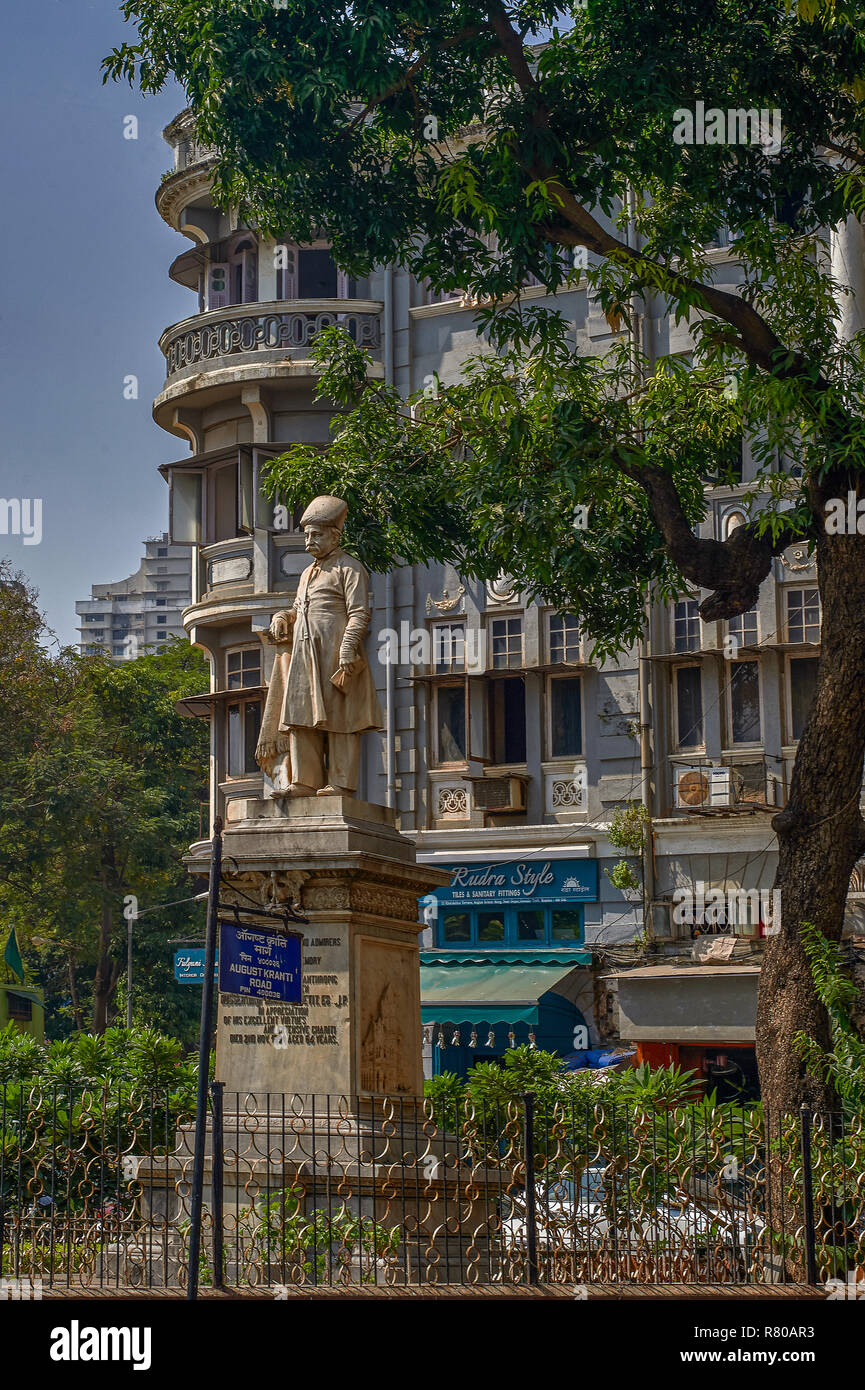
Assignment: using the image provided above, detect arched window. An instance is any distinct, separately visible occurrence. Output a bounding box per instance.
[724,510,746,540]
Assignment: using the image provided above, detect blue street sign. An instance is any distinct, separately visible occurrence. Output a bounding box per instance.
[218,923,302,1002]
[174,949,218,984]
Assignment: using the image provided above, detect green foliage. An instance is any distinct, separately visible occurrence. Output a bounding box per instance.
[793,921,865,1109]
[605,802,649,898]
[242,1185,401,1283]
[104,1,865,543]
[0,1023,197,1091]
[606,861,641,896]
[607,802,650,857]
[0,571,209,1038]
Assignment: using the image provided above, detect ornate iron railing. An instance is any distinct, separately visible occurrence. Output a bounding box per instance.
[2,1084,863,1290]
[159,300,382,381]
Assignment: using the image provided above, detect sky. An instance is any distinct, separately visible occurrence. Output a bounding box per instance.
[0,0,191,646]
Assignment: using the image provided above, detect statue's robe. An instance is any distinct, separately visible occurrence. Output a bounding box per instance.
[281,547,383,734]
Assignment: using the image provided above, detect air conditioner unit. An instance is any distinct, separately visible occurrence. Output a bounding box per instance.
[674,765,735,811]
[649,901,690,941]
[471,776,527,814]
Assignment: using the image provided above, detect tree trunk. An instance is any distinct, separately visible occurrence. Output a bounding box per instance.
[92,844,120,1033]
[67,951,84,1032]
[758,522,865,1119]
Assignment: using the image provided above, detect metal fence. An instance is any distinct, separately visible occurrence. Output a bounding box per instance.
[1,1082,864,1290]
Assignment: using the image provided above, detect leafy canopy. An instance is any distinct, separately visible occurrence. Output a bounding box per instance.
[105,2,865,640]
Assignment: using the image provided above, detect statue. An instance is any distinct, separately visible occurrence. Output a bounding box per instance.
[256,496,383,797]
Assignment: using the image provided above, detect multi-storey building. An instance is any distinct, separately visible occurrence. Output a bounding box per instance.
[75,532,191,660]
[151,109,860,1097]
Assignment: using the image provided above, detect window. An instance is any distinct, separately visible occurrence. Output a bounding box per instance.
[157,547,167,558]
[7,993,32,1021]
[722,435,744,483]
[299,248,338,298]
[551,909,582,942]
[549,612,581,664]
[84,614,106,623]
[91,630,104,640]
[113,645,125,657]
[156,633,166,641]
[487,676,526,763]
[227,648,261,690]
[442,911,471,943]
[517,910,545,941]
[729,661,761,743]
[436,906,584,948]
[673,599,701,653]
[433,623,465,674]
[490,616,523,669]
[728,608,758,648]
[790,657,819,740]
[435,685,466,764]
[156,582,169,592]
[157,565,167,574]
[477,911,505,942]
[786,588,821,644]
[157,615,167,625]
[156,599,167,607]
[549,676,582,758]
[276,247,297,300]
[675,665,703,748]
[227,700,262,776]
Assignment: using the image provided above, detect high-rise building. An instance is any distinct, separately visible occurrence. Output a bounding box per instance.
[75,532,191,660]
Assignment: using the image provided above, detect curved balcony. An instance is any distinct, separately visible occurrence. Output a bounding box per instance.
[157,299,383,395]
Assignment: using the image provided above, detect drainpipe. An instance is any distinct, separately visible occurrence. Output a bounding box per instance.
[628,185,655,927]
[383,264,397,809]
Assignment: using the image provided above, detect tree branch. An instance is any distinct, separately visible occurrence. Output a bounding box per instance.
[619,458,806,619]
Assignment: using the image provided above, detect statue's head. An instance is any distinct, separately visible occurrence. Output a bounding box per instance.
[300,495,348,559]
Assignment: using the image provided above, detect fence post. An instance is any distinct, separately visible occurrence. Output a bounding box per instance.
[522,1093,539,1287]
[210,1081,224,1289]
[799,1104,818,1285]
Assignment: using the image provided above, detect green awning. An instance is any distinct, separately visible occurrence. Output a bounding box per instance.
[420,956,586,1026]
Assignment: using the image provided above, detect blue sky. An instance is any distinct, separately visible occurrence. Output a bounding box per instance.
[0,0,191,645]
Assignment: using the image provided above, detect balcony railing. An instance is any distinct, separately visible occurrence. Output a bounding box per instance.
[159,299,383,385]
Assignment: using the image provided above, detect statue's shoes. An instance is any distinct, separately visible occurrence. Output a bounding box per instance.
[316,785,351,796]
[286,783,317,796]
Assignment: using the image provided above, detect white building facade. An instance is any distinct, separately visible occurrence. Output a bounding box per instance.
[150,110,862,1095]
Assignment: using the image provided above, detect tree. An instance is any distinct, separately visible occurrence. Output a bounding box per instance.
[106,1,865,1115]
[0,571,209,1037]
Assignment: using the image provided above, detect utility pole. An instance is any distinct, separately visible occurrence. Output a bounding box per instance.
[187,816,223,1301]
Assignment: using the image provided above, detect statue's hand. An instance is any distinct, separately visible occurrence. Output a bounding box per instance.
[338,645,360,675]
[270,610,296,644]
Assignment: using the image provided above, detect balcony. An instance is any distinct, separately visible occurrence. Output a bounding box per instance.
[157,299,383,393]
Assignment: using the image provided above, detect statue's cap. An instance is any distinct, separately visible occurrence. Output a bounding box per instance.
[300,495,348,530]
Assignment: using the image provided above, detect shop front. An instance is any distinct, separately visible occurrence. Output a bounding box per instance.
[610,963,761,1101]
[418,855,597,1077]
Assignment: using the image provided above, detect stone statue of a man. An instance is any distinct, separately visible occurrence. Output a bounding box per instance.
[256,495,383,797]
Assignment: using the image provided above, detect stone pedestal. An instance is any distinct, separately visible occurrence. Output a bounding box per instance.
[186,793,449,1102]
[129,796,496,1288]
